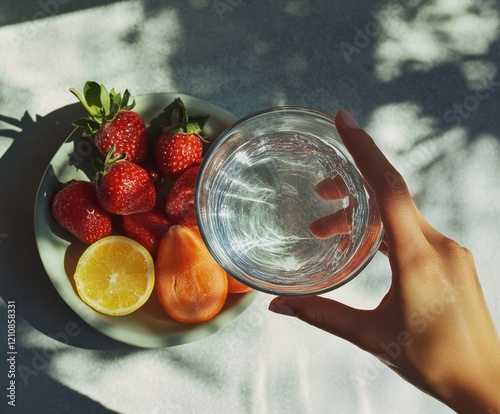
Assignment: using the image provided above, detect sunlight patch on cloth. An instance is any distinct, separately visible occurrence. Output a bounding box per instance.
[49,350,163,413]
[365,102,436,154]
[364,102,470,197]
[0,1,180,115]
[374,0,500,82]
[459,59,498,91]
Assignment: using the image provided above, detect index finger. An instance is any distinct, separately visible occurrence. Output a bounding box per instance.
[335,108,428,260]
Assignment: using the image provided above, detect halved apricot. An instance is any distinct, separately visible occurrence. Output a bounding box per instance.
[227,274,253,294]
[155,225,228,323]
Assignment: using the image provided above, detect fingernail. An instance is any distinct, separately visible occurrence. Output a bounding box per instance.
[269,299,296,317]
[336,108,360,130]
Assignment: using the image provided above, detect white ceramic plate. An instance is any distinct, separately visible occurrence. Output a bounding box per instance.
[34,93,257,348]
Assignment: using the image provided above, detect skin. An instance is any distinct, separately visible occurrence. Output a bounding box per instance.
[268,108,500,413]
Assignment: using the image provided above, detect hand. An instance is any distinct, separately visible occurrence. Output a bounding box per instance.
[269,108,500,413]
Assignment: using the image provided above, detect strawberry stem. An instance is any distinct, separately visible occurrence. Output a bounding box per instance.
[178,97,189,127]
[92,145,126,185]
[69,87,97,117]
[167,97,209,136]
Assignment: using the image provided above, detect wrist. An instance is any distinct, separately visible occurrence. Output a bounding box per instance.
[441,351,500,413]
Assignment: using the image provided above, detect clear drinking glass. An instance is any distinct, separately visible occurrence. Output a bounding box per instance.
[195,107,383,295]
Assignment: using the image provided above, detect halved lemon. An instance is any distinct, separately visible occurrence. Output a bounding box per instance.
[74,236,155,316]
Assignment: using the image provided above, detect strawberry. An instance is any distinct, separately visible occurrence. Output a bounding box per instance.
[94,148,156,215]
[154,97,208,178]
[165,165,200,227]
[51,180,113,244]
[70,81,147,163]
[122,208,171,254]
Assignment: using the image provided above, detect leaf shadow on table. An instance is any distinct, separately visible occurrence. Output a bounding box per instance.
[136,0,500,144]
[130,0,500,241]
[0,104,139,353]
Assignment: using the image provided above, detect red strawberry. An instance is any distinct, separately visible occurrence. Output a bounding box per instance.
[165,165,200,227]
[154,97,207,178]
[155,133,202,178]
[51,180,113,243]
[70,81,147,163]
[94,148,156,215]
[95,111,146,163]
[122,208,171,254]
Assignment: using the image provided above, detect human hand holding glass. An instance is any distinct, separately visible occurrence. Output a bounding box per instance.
[269,108,500,413]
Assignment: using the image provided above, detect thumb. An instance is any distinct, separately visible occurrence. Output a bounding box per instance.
[269,296,373,348]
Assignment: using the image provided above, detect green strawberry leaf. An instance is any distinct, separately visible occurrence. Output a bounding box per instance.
[83,81,103,109]
[189,115,209,130]
[122,89,135,110]
[185,122,202,135]
[170,104,183,128]
[89,104,102,117]
[92,145,127,184]
[72,118,92,128]
[100,84,111,116]
[71,118,89,128]
[178,97,189,124]
[164,97,210,134]
[110,91,121,115]
[112,91,121,105]
[70,82,138,125]
[122,89,130,108]
[72,118,100,134]
[127,96,136,110]
[167,97,188,130]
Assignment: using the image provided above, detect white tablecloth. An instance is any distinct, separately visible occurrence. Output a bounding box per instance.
[1,1,499,413]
